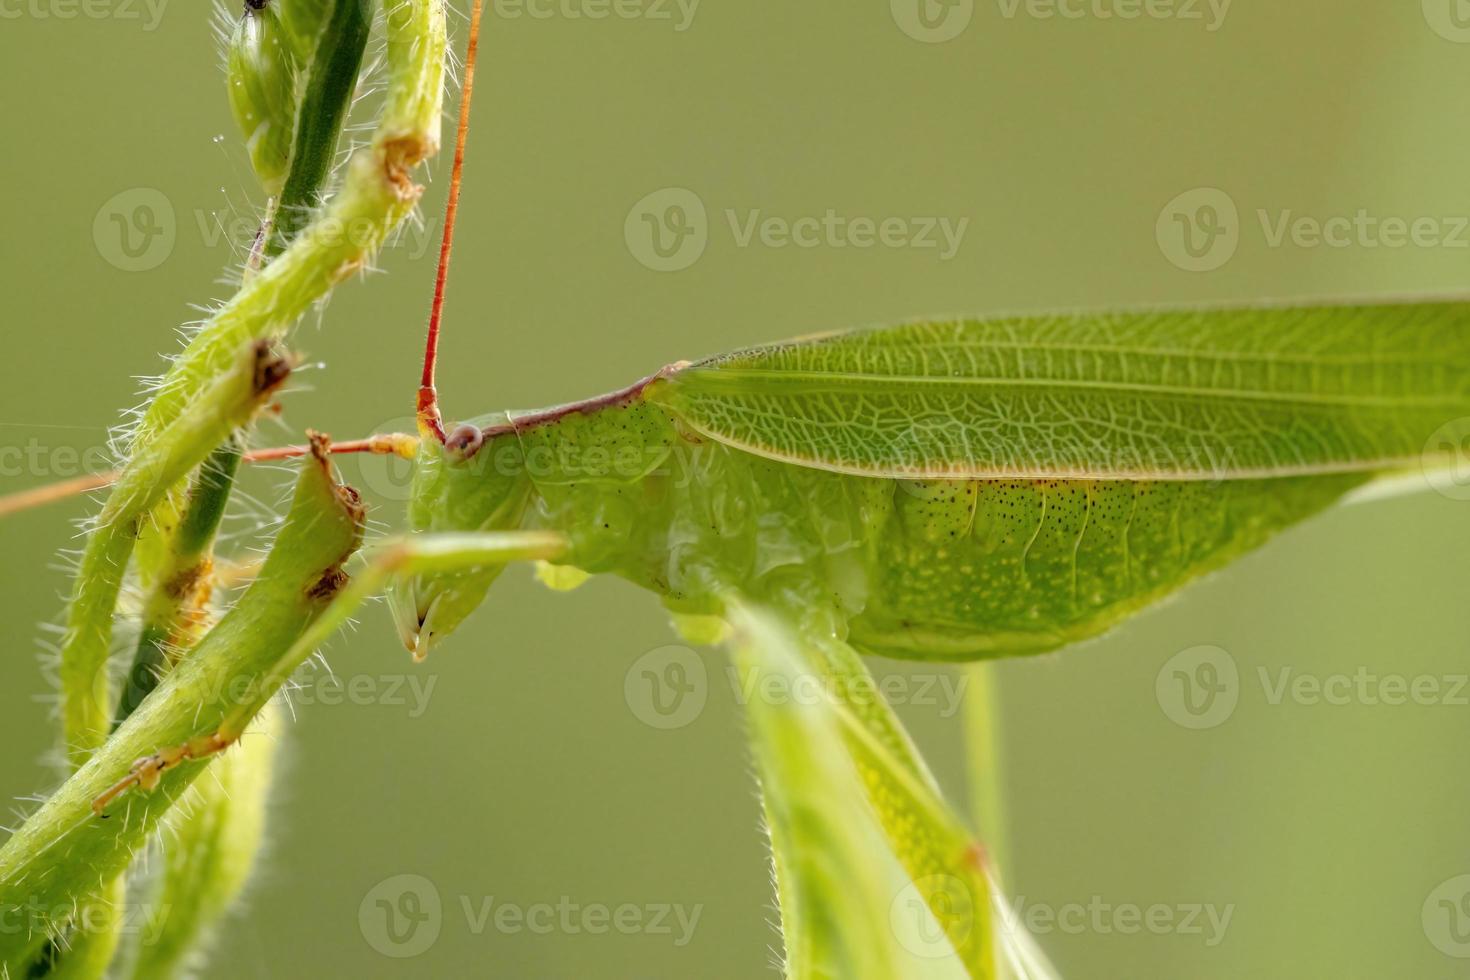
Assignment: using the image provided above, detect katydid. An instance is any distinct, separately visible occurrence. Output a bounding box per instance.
[84,0,1470,782]
[375,9,1468,664]
[40,5,1470,975]
[390,304,1470,661]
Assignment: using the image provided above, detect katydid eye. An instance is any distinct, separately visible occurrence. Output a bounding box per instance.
[445,423,485,458]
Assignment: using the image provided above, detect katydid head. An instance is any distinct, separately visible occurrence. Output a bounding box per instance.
[395,0,504,660]
[388,419,529,659]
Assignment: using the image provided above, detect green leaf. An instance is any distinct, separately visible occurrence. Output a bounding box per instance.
[726,603,918,979]
[798,625,998,977]
[649,304,1470,480]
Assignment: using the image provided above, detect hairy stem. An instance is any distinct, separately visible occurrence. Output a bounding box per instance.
[58,344,290,768]
[113,441,242,729]
[0,448,365,970]
[51,0,446,771]
[136,0,445,447]
[264,0,376,258]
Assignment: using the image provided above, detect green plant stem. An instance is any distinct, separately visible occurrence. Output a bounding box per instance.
[57,345,289,769]
[0,450,365,971]
[51,0,446,772]
[20,878,124,980]
[114,441,242,729]
[135,0,445,450]
[965,664,1008,884]
[265,0,376,258]
[120,0,381,721]
[0,523,563,971]
[126,703,284,980]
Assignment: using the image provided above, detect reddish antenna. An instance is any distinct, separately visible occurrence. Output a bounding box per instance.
[418,0,486,444]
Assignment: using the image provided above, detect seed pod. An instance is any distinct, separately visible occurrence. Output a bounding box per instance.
[226,1,297,195]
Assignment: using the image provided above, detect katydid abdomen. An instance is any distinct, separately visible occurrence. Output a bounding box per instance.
[394,304,1470,661]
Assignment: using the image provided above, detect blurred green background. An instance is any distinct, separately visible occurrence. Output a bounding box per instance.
[5,1,1470,976]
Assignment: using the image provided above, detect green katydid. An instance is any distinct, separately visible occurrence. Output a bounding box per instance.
[391,302,1470,663]
[84,0,1470,839]
[46,4,1470,975]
